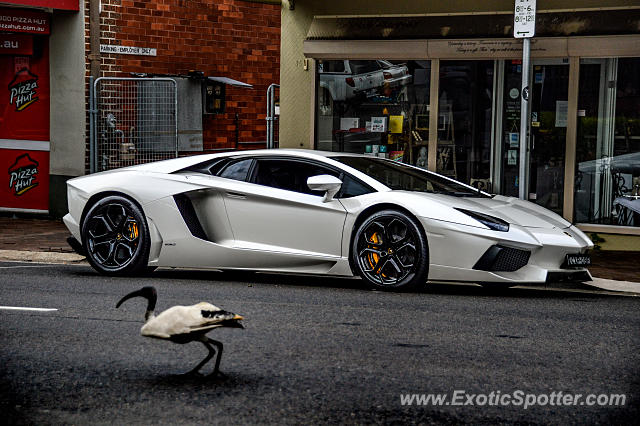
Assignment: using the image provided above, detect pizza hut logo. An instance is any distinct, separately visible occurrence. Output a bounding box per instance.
[8,68,39,112]
[8,154,39,196]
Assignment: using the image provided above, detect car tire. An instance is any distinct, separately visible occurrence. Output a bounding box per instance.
[352,209,428,291]
[81,195,151,276]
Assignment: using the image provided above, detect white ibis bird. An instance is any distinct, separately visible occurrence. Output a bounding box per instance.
[116,286,244,377]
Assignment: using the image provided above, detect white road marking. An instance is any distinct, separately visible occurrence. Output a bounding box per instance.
[0,306,58,312]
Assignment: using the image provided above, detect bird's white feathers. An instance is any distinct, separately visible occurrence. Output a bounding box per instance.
[140,302,227,340]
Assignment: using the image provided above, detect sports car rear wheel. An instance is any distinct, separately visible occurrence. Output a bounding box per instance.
[81,195,151,276]
[352,210,428,290]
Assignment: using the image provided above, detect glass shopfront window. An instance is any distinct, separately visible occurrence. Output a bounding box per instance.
[316,59,430,165]
[313,54,640,230]
[500,59,569,215]
[575,58,640,227]
[438,61,493,188]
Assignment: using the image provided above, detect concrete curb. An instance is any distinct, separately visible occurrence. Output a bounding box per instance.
[585,277,640,295]
[0,250,86,264]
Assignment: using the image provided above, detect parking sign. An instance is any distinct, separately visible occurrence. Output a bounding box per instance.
[514,0,536,38]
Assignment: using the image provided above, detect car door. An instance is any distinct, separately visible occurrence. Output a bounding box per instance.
[221,158,348,260]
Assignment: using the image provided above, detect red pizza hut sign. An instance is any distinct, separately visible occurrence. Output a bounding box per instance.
[0,149,49,212]
[0,34,33,55]
[9,69,39,112]
[0,8,50,35]
[8,153,39,196]
[1,1,78,12]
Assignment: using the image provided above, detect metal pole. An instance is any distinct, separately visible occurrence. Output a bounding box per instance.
[89,76,95,173]
[173,79,178,158]
[518,37,531,200]
[266,83,279,149]
[266,85,272,149]
[235,112,239,149]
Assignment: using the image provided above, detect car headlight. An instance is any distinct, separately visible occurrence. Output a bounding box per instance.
[455,208,510,232]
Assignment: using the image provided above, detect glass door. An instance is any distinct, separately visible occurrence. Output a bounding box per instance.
[574,58,640,227]
[574,58,613,223]
[499,59,569,215]
[499,60,524,198]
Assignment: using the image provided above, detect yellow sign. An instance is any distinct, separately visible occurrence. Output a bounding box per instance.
[389,115,403,134]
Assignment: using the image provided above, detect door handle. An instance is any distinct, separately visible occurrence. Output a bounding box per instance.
[225,191,247,199]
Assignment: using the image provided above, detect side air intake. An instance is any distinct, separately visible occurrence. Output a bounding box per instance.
[473,245,531,272]
[173,194,208,240]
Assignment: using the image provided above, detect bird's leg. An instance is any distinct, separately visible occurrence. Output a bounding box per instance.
[185,340,216,376]
[206,338,225,378]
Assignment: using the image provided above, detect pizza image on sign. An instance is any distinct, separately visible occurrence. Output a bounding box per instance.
[8,153,39,196]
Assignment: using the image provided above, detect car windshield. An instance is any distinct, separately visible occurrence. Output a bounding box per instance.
[349,60,382,74]
[331,156,489,198]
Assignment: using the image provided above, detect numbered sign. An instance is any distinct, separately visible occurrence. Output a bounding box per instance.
[514,0,536,38]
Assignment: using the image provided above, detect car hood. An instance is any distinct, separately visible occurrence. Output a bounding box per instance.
[407,192,571,229]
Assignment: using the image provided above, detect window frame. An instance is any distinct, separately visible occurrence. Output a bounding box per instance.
[175,154,375,198]
[177,156,257,182]
[215,158,256,182]
[248,156,375,199]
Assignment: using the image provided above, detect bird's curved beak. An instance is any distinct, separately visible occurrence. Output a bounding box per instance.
[233,314,244,321]
[116,290,142,308]
[116,286,157,310]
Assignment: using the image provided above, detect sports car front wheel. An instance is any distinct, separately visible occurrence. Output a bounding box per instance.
[352,210,429,291]
[81,195,151,276]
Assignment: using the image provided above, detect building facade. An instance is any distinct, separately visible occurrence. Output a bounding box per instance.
[1,0,85,216]
[278,0,640,250]
[88,0,280,152]
[0,0,280,217]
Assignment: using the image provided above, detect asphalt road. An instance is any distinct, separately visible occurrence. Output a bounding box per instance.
[1,262,638,425]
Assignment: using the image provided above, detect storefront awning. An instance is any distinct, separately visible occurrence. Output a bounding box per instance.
[305,9,640,41]
[0,0,79,11]
[207,76,253,88]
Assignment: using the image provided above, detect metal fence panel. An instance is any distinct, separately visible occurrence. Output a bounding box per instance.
[93,77,177,172]
[266,83,279,149]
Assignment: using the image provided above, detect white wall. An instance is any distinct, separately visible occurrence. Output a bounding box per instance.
[49,4,86,177]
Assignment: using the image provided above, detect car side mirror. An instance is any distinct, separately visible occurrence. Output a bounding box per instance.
[307,175,342,203]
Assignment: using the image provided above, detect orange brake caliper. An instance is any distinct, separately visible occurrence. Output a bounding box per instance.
[367,232,386,277]
[127,221,139,242]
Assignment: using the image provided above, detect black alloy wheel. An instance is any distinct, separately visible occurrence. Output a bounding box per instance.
[352,209,428,290]
[81,195,151,276]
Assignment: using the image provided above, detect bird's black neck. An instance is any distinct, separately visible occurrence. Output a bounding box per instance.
[116,286,157,322]
[144,309,155,322]
[142,287,157,321]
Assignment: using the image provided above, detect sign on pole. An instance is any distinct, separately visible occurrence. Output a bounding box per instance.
[514,0,536,200]
[514,0,536,38]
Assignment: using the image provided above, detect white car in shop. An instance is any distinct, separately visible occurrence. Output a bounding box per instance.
[319,60,412,101]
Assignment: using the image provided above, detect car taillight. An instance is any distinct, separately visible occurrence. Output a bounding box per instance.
[345,77,355,87]
[383,71,392,79]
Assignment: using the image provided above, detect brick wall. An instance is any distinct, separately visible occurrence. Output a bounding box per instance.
[85,0,280,163]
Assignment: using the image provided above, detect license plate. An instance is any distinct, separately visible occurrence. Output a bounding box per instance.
[565,253,591,267]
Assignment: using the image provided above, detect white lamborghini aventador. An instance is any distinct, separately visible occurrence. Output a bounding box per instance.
[63,149,593,290]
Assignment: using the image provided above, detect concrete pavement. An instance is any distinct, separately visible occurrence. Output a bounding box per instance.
[0,216,73,253]
[1,215,638,295]
[0,249,84,263]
